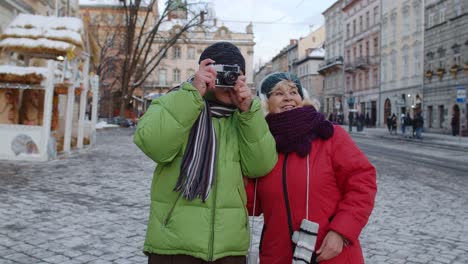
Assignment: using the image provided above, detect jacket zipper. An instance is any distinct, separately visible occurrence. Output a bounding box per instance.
[208,176,218,261]
[281,154,295,250]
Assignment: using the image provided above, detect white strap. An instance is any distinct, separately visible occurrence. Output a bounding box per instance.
[306,154,310,220]
[249,179,258,253]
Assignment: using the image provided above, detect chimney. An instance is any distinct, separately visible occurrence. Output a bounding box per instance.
[290,39,297,45]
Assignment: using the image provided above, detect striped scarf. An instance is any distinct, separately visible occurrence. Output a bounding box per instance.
[174,98,236,202]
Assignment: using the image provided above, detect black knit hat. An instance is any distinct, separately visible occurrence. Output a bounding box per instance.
[260,72,304,99]
[199,42,246,73]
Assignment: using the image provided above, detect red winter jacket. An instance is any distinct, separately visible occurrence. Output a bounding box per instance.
[246,125,377,264]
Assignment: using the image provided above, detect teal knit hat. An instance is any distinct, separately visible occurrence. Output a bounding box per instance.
[259,72,304,99]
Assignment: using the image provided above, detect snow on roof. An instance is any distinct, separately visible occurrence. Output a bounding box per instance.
[0,38,74,55]
[0,65,49,76]
[8,14,84,34]
[80,0,151,7]
[2,27,82,47]
[0,14,84,55]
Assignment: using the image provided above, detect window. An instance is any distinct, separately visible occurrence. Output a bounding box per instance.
[365,72,369,88]
[358,73,362,90]
[352,75,356,91]
[403,48,409,77]
[366,41,369,57]
[353,19,356,36]
[439,8,445,23]
[347,49,351,62]
[428,13,435,28]
[415,8,422,32]
[454,0,462,17]
[402,11,409,36]
[159,69,167,85]
[374,37,379,56]
[373,68,378,86]
[359,44,363,57]
[187,47,195,59]
[173,69,180,83]
[366,11,370,29]
[438,105,444,128]
[391,52,397,81]
[374,6,379,25]
[346,76,351,90]
[346,23,350,39]
[173,46,181,59]
[353,47,357,61]
[359,16,363,32]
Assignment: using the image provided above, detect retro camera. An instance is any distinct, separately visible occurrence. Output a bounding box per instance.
[211,64,241,88]
[292,219,319,264]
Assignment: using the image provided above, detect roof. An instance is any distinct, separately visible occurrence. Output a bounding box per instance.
[0,14,85,57]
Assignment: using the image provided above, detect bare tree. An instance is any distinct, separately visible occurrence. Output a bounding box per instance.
[117,0,208,118]
[86,10,126,118]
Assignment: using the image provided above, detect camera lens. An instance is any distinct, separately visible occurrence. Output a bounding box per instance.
[223,71,238,85]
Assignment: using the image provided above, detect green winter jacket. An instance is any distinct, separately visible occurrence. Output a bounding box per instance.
[133,82,277,261]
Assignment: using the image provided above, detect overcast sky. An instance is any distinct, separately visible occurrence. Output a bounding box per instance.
[206,0,336,68]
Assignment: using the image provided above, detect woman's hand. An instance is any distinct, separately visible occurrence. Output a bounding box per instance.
[192,59,217,96]
[228,75,252,112]
[316,230,345,262]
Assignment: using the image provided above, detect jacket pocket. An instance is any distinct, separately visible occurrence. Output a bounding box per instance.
[162,192,182,227]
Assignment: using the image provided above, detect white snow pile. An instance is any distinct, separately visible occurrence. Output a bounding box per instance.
[0,14,84,53]
[96,121,119,129]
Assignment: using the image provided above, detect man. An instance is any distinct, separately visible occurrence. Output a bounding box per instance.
[134,42,277,264]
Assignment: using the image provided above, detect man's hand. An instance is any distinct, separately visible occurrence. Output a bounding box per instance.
[193,59,217,96]
[229,75,252,112]
[316,230,345,262]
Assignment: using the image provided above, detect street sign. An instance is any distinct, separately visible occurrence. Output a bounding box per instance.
[456,86,466,103]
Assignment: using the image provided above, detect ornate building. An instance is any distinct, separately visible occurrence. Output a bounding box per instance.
[319,0,345,119]
[380,0,424,127]
[343,0,380,126]
[423,0,468,135]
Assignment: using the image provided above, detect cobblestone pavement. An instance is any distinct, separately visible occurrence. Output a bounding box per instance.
[1,128,467,263]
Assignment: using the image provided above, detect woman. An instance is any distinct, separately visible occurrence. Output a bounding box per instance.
[246,72,377,264]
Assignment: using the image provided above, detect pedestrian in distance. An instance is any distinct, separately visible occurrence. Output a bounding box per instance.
[245,72,377,264]
[414,112,424,139]
[391,113,397,135]
[451,113,459,136]
[386,114,392,133]
[134,42,278,264]
[348,111,354,132]
[400,113,406,135]
[365,112,370,128]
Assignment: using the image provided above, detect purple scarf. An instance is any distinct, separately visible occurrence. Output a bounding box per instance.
[265,106,334,157]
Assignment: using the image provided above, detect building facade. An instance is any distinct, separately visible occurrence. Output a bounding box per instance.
[319,0,345,119]
[294,49,325,111]
[380,0,424,127]
[343,0,380,126]
[423,0,468,135]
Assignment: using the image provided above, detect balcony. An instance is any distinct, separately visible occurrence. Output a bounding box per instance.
[318,56,344,74]
[344,63,355,73]
[355,57,369,69]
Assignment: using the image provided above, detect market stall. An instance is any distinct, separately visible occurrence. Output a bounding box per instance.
[0,14,99,161]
